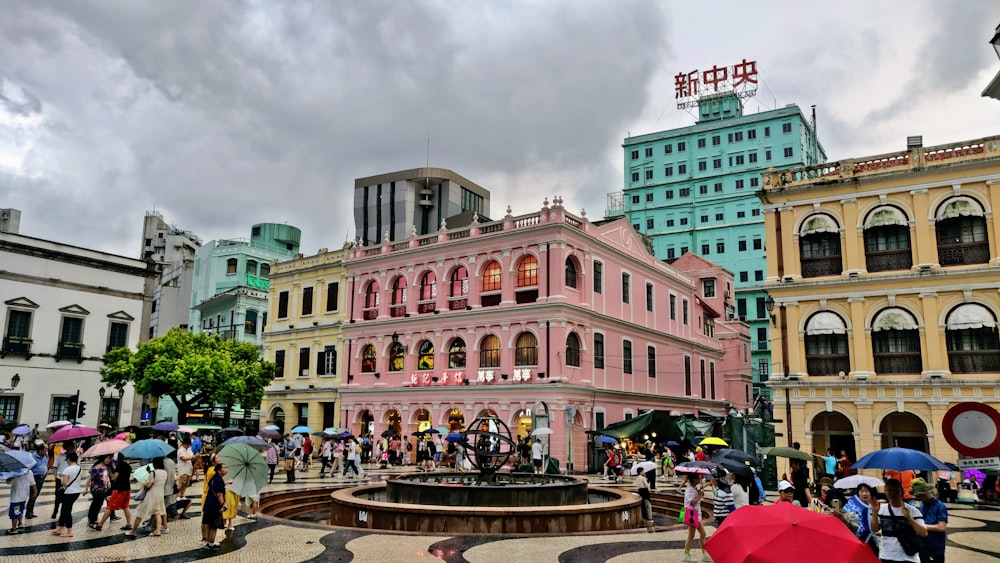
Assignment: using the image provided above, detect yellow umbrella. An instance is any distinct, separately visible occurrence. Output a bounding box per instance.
[700,437,729,447]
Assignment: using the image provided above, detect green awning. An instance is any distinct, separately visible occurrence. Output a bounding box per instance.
[184,423,222,430]
[589,410,686,442]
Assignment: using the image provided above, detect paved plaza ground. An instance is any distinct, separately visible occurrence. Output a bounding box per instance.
[1,466,998,562]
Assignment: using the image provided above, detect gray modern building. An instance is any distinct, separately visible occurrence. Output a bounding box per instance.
[141,211,201,338]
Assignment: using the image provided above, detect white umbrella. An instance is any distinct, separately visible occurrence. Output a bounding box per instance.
[46,420,71,429]
[630,460,658,475]
[833,474,885,489]
[531,427,553,436]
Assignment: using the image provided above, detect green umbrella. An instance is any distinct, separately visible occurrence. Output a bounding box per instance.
[218,443,268,498]
[762,446,813,462]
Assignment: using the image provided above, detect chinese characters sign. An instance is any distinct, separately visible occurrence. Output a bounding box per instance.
[403,369,534,387]
[675,59,758,109]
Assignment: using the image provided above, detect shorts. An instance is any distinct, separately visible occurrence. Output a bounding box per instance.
[533,459,543,468]
[8,502,25,520]
[107,490,131,510]
[201,508,224,530]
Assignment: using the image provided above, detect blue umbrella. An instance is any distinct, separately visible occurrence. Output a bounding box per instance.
[120,439,175,459]
[262,425,279,431]
[666,441,681,447]
[219,435,270,451]
[852,447,950,472]
[152,421,179,432]
[596,435,618,445]
[11,424,31,436]
[0,450,34,472]
[291,425,312,434]
[423,428,441,435]
[445,433,464,443]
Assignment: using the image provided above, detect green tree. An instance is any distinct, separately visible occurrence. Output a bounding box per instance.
[101,327,276,423]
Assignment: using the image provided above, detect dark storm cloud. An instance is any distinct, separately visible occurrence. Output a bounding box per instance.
[0,1,666,255]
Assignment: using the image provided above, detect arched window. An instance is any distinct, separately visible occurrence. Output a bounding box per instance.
[515,332,538,366]
[479,335,500,368]
[799,214,842,278]
[391,276,407,306]
[482,261,502,292]
[417,340,435,370]
[389,342,405,372]
[361,344,377,373]
[450,266,468,297]
[517,255,538,287]
[448,338,466,369]
[863,206,912,272]
[804,312,849,376]
[945,303,1000,373]
[871,308,921,374]
[246,260,258,275]
[419,271,436,301]
[226,258,238,275]
[364,281,380,309]
[565,333,581,367]
[565,257,579,289]
[936,197,990,266]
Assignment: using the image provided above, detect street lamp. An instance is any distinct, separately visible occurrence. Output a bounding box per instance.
[98,386,122,400]
[0,373,19,393]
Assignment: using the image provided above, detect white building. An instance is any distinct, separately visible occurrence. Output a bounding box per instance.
[141,210,201,338]
[1,209,156,428]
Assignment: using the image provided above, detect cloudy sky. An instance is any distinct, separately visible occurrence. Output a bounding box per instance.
[1,1,998,258]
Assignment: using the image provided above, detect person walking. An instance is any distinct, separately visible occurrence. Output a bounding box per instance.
[176,437,195,500]
[634,466,653,529]
[531,439,544,475]
[127,457,166,538]
[201,462,227,550]
[84,455,112,530]
[50,444,69,520]
[870,478,927,563]
[282,434,298,484]
[264,439,279,484]
[5,466,35,535]
[912,478,947,563]
[681,472,709,562]
[712,471,735,526]
[24,441,48,520]
[343,439,361,478]
[97,454,132,531]
[53,451,83,538]
[301,435,313,472]
[319,438,332,477]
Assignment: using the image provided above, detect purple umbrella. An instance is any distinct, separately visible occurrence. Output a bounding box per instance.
[152,421,180,432]
[48,423,101,444]
[11,424,31,436]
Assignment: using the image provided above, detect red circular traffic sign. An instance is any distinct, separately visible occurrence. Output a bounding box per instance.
[942,403,1000,458]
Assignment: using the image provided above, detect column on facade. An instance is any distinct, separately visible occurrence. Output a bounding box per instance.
[926,402,950,462]
[910,189,936,266]
[918,292,946,375]
[848,297,871,377]
[841,198,863,272]
[854,400,876,457]
[783,303,804,378]
[537,243,550,302]
[466,255,481,310]
[763,209,781,281]
[501,251,516,305]
[986,183,1000,262]
[783,207,801,279]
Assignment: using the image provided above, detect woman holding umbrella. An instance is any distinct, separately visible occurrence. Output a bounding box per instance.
[843,482,879,555]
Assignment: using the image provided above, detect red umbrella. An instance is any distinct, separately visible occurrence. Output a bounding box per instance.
[47,423,102,444]
[705,502,879,563]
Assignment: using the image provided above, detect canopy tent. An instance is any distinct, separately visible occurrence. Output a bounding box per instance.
[588,410,711,443]
[864,206,909,228]
[936,196,985,220]
[799,214,840,236]
[946,303,997,330]
[871,308,919,332]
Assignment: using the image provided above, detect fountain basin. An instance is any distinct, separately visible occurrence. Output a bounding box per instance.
[386,472,589,507]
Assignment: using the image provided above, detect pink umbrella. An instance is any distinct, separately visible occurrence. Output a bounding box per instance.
[82,439,129,459]
[46,420,71,430]
[48,424,102,443]
[177,426,196,434]
[113,432,129,440]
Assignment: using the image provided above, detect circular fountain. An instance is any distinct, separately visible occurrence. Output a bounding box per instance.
[327,416,642,534]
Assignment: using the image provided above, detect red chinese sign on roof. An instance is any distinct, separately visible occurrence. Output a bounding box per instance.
[675,59,758,109]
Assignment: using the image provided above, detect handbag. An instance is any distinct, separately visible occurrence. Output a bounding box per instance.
[133,486,148,502]
[678,506,686,523]
[683,504,700,527]
[284,458,294,471]
[890,507,921,556]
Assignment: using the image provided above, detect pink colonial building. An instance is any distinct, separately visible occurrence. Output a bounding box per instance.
[340,197,751,472]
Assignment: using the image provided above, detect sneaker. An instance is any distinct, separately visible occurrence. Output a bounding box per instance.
[701,551,713,562]
[682,554,696,562]
[179,514,190,520]
[120,525,132,531]
[161,527,169,534]
[204,543,221,550]
[25,514,36,519]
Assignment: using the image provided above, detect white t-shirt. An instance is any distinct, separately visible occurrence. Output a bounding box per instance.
[177,446,194,475]
[877,502,924,563]
[10,472,34,503]
[731,482,750,508]
[61,465,85,495]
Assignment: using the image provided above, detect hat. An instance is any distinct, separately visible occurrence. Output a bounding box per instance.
[909,478,935,496]
[778,480,795,492]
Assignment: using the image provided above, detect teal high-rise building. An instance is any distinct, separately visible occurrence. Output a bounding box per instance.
[611,92,826,397]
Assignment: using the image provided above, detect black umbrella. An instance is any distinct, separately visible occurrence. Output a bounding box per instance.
[716,459,753,478]
[712,448,759,468]
[380,429,394,438]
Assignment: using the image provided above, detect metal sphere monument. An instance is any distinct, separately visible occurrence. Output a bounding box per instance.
[463,415,517,476]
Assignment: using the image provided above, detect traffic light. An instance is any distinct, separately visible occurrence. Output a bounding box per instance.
[77,400,87,419]
[67,397,78,420]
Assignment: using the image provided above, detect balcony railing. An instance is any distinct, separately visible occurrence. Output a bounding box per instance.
[1,336,32,359]
[417,302,435,314]
[390,305,406,318]
[448,298,468,311]
[938,242,990,266]
[873,353,922,374]
[56,341,84,362]
[806,354,850,376]
[866,249,913,272]
[948,349,1000,373]
[801,256,843,278]
[362,309,377,321]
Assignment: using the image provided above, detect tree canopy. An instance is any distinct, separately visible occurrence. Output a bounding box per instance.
[101,328,276,423]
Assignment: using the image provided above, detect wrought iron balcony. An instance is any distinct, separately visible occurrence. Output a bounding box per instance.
[865,249,913,272]
[417,302,435,314]
[801,256,843,278]
[938,241,990,266]
[390,305,406,318]
[362,308,377,320]
[56,341,84,362]
[873,352,922,374]
[1,336,32,359]
[806,354,850,376]
[948,349,1000,373]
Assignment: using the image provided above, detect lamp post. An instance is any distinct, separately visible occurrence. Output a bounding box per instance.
[765,296,793,447]
[0,373,19,393]
[98,386,123,428]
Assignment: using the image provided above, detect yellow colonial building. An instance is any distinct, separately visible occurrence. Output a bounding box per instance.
[260,245,349,433]
[760,135,1000,464]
